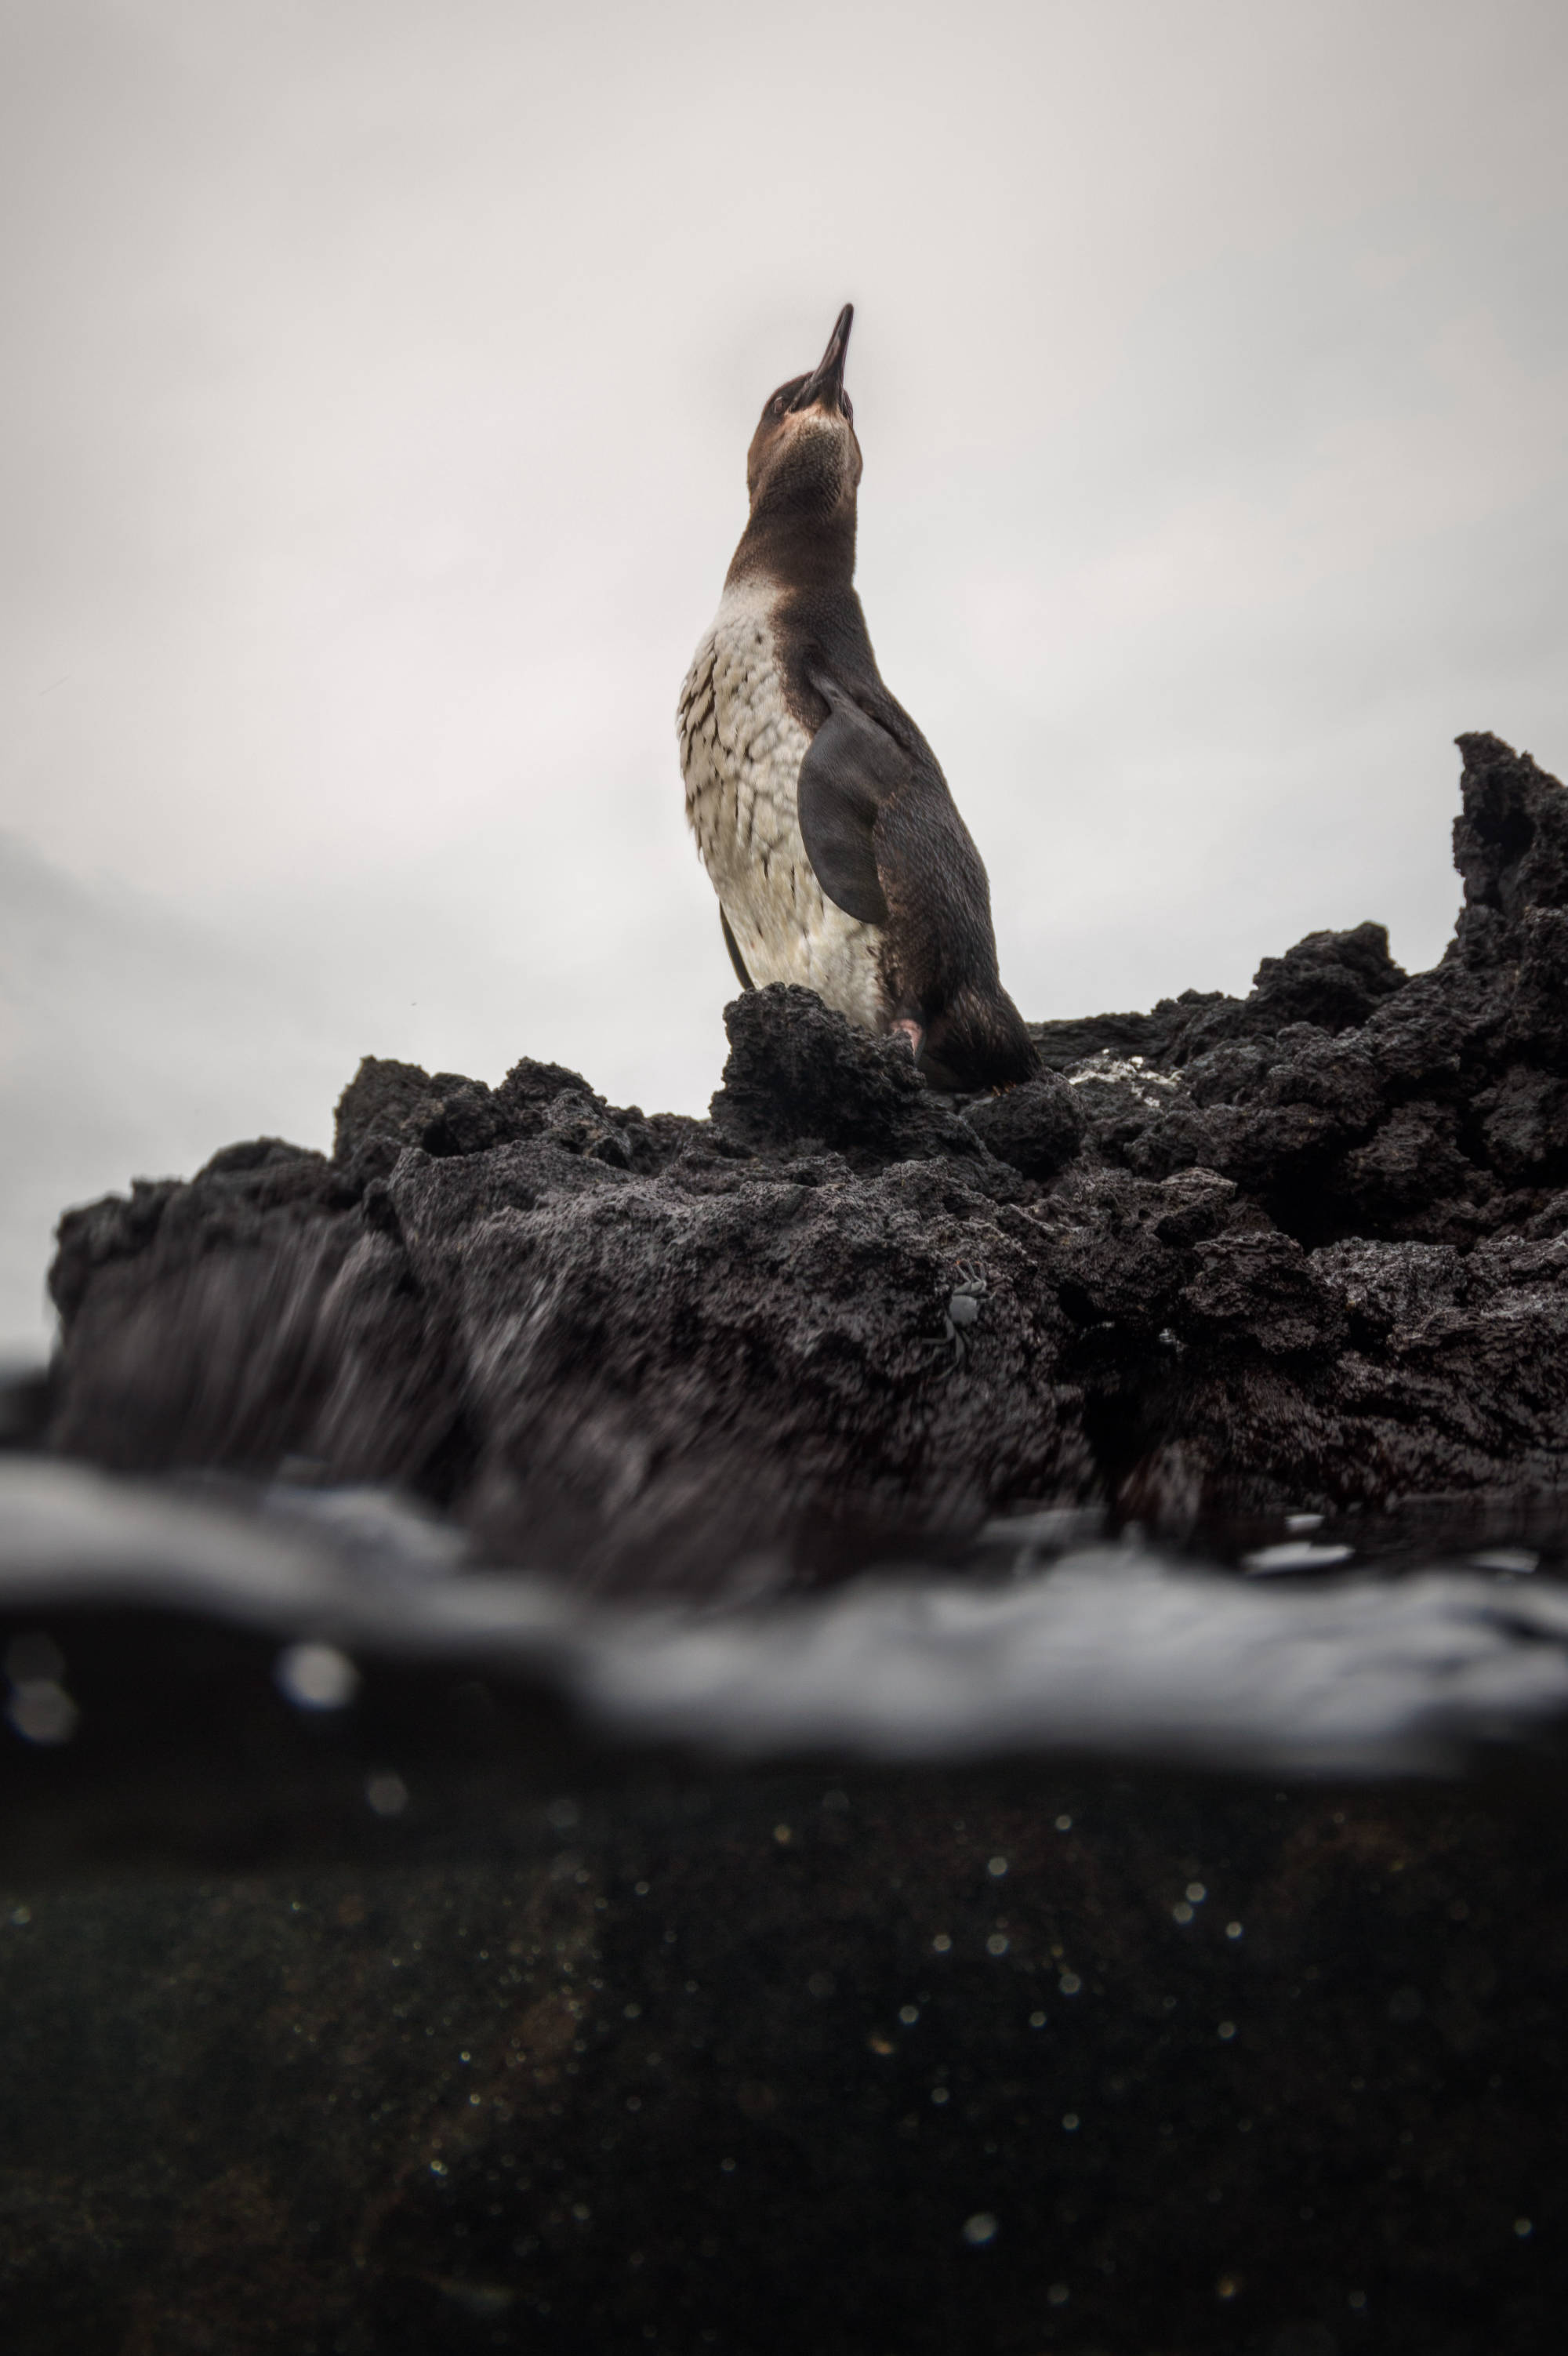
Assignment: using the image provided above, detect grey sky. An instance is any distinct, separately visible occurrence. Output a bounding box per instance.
[3,0,1567,1349]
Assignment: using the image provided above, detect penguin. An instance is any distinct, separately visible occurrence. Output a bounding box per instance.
[678,303,1036,1091]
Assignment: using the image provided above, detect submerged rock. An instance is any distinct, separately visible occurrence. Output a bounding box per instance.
[41,735,1568,1585]
[5,1750,1566,2356]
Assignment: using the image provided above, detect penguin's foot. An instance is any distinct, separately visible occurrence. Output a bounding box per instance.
[890,1017,924,1060]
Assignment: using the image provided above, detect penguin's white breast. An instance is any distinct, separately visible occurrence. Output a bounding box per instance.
[678,581,884,1030]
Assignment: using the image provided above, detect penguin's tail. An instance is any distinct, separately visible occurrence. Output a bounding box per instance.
[920,982,1038,1093]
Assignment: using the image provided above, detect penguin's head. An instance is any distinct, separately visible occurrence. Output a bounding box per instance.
[745,303,862,521]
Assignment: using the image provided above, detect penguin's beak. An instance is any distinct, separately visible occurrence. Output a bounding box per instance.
[791,303,853,415]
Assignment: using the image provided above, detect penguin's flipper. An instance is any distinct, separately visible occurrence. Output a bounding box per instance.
[795,677,901,926]
[719,906,755,991]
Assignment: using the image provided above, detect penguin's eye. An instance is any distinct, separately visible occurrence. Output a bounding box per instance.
[770,394,786,417]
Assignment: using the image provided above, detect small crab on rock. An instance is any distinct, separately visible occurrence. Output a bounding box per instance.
[916,1261,989,1373]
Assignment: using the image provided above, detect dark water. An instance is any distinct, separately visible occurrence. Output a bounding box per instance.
[3,1458,1568,2351]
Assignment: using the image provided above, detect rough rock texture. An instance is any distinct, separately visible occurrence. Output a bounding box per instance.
[42,733,1568,1586]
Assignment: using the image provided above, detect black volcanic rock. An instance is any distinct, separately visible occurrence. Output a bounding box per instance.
[41,733,1568,1581]
[1250,916,1407,1027]
[332,1051,629,1170]
[709,983,982,1164]
[1029,1002,1196,1069]
[1450,727,1568,955]
[961,1072,1085,1178]
[1159,922,1407,1067]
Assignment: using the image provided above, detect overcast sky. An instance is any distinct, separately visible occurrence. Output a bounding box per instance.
[3,0,1567,1352]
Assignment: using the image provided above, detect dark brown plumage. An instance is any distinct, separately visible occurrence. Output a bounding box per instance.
[680,305,1035,1091]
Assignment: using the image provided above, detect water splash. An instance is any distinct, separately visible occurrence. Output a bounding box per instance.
[4,1456,1568,1779]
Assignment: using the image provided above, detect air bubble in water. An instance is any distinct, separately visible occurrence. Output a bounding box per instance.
[5,1681,77,1744]
[366,1771,408,1817]
[275,1643,358,1711]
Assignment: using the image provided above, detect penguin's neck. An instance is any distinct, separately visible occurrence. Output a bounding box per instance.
[725,496,857,597]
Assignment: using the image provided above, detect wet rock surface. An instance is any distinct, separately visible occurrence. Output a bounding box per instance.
[39,733,1568,1587]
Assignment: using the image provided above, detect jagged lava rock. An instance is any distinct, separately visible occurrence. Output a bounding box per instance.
[961,1073,1085,1178]
[42,735,1568,1579]
[49,1007,1087,1588]
[709,983,982,1163]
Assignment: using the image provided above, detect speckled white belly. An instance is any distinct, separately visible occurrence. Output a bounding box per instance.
[678,580,884,1031]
